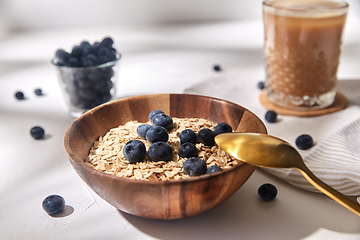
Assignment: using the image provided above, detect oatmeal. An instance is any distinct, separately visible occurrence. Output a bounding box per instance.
[87,117,241,180]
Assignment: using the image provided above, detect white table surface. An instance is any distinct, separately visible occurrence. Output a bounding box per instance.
[1,19,360,240]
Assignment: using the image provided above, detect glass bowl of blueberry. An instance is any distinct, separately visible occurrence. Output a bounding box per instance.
[52,37,121,117]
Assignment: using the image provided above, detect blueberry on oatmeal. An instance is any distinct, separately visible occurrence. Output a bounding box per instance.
[206,165,222,174]
[146,126,169,143]
[198,128,215,146]
[136,124,152,139]
[148,110,164,124]
[178,142,198,158]
[179,129,197,144]
[148,141,173,162]
[183,157,207,176]
[123,140,146,163]
[152,113,173,131]
[214,122,232,136]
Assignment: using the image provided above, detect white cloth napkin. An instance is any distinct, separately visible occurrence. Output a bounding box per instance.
[184,74,360,196]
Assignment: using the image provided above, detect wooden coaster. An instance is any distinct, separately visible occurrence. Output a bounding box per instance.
[259,91,348,117]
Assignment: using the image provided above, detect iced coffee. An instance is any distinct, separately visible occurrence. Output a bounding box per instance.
[263,0,348,110]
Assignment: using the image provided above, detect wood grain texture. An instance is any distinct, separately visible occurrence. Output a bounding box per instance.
[65,94,267,219]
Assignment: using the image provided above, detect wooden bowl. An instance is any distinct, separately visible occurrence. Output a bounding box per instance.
[64,94,267,219]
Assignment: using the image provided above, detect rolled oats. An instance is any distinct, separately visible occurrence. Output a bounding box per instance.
[87,118,241,180]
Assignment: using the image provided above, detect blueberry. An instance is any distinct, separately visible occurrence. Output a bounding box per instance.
[80,41,91,50]
[82,54,98,67]
[295,134,314,150]
[178,142,198,158]
[258,183,277,201]
[214,122,232,136]
[55,49,70,63]
[34,88,43,96]
[71,46,83,58]
[31,126,45,139]
[123,140,146,163]
[97,47,109,57]
[78,88,98,100]
[15,91,25,100]
[100,37,114,48]
[98,55,110,64]
[152,113,173,131]
[67,57,80,67]
[213,64,221,72]
[148,141,173,162]
[42,195,65,215]
[265,110,277,123]
[146,126,169,143]
[258,81,265,90]
[206,165,222,174]
[137,124,152,139]
[148,110,164,124]
[198,128,215,146]
[183,157,207,176]
[179,129,197,144]
[83,45,97,56]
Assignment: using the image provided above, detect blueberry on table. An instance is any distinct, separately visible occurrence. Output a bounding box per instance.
[178,142,198,158]
[42,195,65,215]
[258,183,277,201]
[295,134,314,150]
[265,110,277,123]
[214,122,232,136]
[146,126,169,143]
[198,128,215,146]
[257,81,265,90]
[206,165,222,174]
[213,64,222,72]
[152,113,173,131]
[148,141,173,162]
[148,110,164,124]
[183,157,207,176]
[30,126,45,139]
[123,140,146,163]
[34,88,43,96]
[137,124,153,139]
[15,91,25,100]
[179,129,197,144]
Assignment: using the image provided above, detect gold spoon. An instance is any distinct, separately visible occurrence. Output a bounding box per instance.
[215,132,360,216]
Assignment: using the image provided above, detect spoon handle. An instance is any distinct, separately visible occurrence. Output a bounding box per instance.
[298,165,360,217]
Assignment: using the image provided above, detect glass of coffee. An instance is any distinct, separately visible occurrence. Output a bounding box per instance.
[263,0,348,110]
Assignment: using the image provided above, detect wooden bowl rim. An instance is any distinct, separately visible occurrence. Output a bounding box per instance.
[64,93,267,186]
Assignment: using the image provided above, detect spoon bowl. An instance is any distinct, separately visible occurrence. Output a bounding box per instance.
[215,132,360,216]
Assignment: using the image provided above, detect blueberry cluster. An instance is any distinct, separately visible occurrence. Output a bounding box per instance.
[54,37,117,68]
[54,37,119,110]
[123,110,233,177]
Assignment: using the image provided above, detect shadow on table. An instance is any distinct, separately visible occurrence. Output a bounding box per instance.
[119,170,360,240]
[337,79,360,106]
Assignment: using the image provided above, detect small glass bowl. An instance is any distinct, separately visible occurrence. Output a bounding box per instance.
[52,56,121,117]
